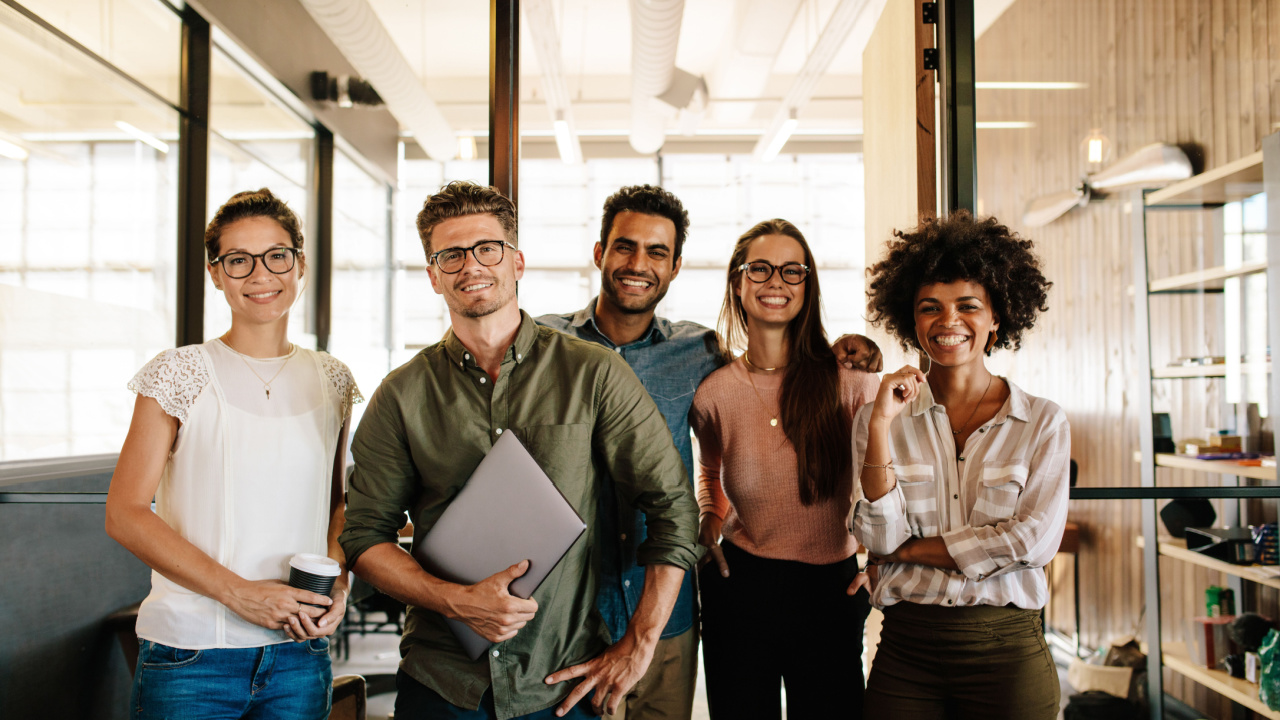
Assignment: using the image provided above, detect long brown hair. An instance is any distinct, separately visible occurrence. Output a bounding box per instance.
[717,219,851,506]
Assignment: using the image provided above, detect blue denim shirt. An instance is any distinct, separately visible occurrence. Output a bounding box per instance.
[538,301,723,641]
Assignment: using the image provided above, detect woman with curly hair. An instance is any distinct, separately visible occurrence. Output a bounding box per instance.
[851,212,1070,719]
[691,218,878,719]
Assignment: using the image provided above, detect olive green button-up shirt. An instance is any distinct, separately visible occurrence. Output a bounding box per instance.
[340,311,699,720]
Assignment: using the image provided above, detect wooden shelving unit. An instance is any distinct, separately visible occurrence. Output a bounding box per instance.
[1132,136,1280,719]
[1162,643,1280,719]
[1152,363,1271,379]
[1154,454,1277,481]
[1145,151,1263,207]
[1148,259,1268,292]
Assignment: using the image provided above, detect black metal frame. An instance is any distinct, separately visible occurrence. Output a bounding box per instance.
[176,5,211,346]
[313,127,335,351]
[937,0,976,215]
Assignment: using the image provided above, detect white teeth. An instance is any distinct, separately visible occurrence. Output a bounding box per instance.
[462,283,492,292]
[935,336,967,347]
[247,291,279,299]
[620,279,651,288]
[759,297,788,307]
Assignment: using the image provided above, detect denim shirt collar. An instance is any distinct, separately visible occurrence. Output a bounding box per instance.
[570,297,671,348]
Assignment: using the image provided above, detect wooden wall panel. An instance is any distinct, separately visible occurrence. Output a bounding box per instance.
[974,2,1278,716]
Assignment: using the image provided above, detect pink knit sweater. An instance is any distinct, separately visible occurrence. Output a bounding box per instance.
[690,358,880,564]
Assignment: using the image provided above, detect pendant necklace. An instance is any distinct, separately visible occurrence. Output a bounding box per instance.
[742,351,785,427]
[221,336,294,400]
[948,372,995,436]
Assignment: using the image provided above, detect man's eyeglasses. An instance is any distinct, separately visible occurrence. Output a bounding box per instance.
[429,240,515,274]
[737,261,810,285]
[211,247,301,279]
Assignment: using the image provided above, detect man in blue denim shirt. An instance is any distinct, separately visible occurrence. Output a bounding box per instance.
[540,185,881,719]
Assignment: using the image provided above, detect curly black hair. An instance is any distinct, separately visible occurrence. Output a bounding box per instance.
[600,185,690,259]
[866,211,1051,353]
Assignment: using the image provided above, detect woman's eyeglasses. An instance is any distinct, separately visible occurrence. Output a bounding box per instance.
[737,261,809,285]
[211,247,301,279]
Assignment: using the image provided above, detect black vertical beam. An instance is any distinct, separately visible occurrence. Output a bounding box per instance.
[1132,190,1163,720]
[314,127,334,352]
[937,0,976,215]
[176,6,211,346]
[489,0,519,209]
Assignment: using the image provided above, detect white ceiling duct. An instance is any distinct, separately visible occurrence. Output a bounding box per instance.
[524,0,582,164]
[297,0,456,160]
[629,0,686,154]
[753,0,878,161]
[709,0,803,124]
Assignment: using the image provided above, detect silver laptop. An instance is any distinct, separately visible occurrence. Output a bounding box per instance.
[413,430,587,660]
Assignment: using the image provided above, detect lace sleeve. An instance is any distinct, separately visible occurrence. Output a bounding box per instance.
[127,347,210,423]
[317,352,364,421]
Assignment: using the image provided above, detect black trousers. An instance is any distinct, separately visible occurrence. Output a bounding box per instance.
[699,540,869,720]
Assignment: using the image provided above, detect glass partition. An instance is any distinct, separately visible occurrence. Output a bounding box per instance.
[0,1,179,460]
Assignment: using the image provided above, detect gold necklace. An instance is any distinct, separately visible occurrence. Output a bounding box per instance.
[742,356,780,427]
[221,336,295,399]
[946,373,995,436]
[741,351,787,373]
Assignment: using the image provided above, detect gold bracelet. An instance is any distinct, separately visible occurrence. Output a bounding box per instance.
[862,461,894,469]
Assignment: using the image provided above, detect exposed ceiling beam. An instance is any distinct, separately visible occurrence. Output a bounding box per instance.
[296,0,456,160]
[753,0,882,161]
[523,0,581,164]
[708,0,803,124]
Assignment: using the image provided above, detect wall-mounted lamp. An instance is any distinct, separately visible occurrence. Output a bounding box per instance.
[1081,128,1112,169]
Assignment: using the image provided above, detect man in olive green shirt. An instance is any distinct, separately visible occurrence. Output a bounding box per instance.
[339,181,699,720]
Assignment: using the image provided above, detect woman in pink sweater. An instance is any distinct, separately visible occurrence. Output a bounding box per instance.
[691,218,879,719]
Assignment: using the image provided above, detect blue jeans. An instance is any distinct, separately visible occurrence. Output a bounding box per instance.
[394,670,596,720]
[131,639,332,720]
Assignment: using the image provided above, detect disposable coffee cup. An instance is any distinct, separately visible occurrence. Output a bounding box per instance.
[288,553,341,606]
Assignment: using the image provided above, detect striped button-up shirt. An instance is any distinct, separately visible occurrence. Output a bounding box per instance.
[850,379,1070,610]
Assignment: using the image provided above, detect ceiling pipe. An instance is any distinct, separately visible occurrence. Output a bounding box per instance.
[752,0,876,161]
[524,0,582,164]
[709,0,803,124]
[629,0,685,154]
[296,0,457,160]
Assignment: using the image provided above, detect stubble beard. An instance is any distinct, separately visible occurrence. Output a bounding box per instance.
[602,273,668,316]
[448,276,516,319]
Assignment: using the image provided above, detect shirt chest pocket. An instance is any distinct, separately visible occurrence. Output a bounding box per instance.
[643,377,698,402]
[971,461,1029,525]
[509,424,593,512]
[896,462,940,537]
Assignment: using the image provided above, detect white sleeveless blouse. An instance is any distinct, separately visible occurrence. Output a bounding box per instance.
[127,339,361,649]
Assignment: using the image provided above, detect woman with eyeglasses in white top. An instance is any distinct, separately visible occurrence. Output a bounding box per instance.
[851,212,1069,719]
[106,188,360,720]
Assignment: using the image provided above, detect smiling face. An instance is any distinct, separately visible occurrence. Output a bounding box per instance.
[595,211,682,317]
[734,233,806,329]
[427,213,524,319]
[914,279,1000,367]
[208,216,301,326]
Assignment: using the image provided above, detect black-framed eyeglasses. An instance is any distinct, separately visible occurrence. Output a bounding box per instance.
[211,247,301,279]
[429,240,515,274]
[737,261,809,285]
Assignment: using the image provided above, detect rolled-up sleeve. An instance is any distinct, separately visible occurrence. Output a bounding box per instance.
[941,415,1071,582]
[339,383,419,567]
[593,354,699,571]
[849,403,913,556]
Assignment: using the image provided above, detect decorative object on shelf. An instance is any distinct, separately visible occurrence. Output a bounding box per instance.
[1256,523,1279,565]
[1190,615,1236,669]
[1187,527,1261,564]
[1229,613,1277,655]
[1159,498,1216,539]
[1261,629,1280,711]
[1152,413,1176,454]
[1225,653,1247,678]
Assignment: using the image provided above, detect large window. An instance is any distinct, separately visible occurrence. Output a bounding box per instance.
[0,1,179,460]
